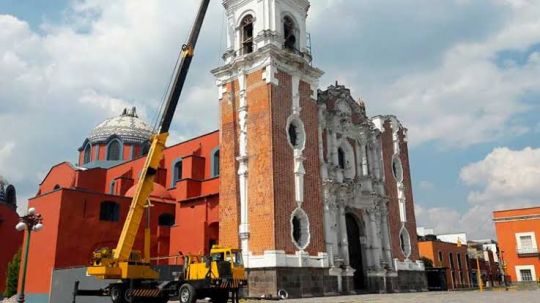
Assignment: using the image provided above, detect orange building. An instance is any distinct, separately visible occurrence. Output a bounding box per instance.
[21,109,221,302]
[418,236,471,290]
[493,207,540,283]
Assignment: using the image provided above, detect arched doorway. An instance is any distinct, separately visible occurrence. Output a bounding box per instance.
[346,213,365,290]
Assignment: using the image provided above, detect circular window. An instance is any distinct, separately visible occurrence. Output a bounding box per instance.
[399,227,411,258]
[286,117,306,150]
[290,208,310,250]
[392,156,403,182]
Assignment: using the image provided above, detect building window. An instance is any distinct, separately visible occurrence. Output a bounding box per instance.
[171,158,183,187]
[5,185,16,206]
[449,253,455,269]
[292,216,301,243]
[457,253,462,270]
[290,208,310,250]
[107,140,121,161]
[288,123,298,147]
[283,16,296,51]
[392,155,403,182]
[520,269,533,281]
[516,232,538,254]
[286,117,305,150]
[241,15,254,54]
[212,148,220,177]
[438,251,443,263]
[399,227,412,258]
[83,144,91,164]
[338,147,346,169]
[100,201,120,222]
[520,235,533,248]
[158,213,175,227]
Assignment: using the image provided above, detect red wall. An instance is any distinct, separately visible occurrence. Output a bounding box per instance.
[0,203,23,294]
[23,131,221,296]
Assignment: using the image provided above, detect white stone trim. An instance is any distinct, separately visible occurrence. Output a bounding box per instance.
[515,265,537,282]
[394,258,425,271]
[237,70,250,266]
[246,250,329,269]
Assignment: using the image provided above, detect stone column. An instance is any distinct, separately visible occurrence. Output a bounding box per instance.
[237,71,250,266]
[338,204,350,266]
[368,207,382,270]
[380,202,393,268]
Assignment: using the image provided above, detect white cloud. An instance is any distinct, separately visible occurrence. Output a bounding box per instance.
[417,147,540,238]
[309,0,540,148]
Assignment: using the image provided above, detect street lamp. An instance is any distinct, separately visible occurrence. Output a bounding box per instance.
[15,207,44,303]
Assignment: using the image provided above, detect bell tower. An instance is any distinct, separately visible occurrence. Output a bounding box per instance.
[213,0,332,298]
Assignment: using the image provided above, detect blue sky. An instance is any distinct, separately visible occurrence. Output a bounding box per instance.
[0,0,539,239]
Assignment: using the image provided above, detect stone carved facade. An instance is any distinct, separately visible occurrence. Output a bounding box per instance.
[319,84,396,292]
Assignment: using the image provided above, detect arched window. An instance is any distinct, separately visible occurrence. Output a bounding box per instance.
[212,148,220,177]
[100,201,120,222]
[283,16,296,51]
[338,147,346,169]
[171,159,183,187]
[107,140,121,161]
[158,213,175,227]
[292,216,301,243]
[241,15,254,54]
[5,185,16,206]
[83,144,91,164]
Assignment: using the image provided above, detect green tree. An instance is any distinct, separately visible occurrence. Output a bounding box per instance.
[3,249,21,298]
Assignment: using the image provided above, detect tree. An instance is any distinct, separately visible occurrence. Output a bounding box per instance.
[3,249,21,298]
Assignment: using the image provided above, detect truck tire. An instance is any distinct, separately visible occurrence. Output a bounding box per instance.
[110,284,125,303]
[178,283,196,303]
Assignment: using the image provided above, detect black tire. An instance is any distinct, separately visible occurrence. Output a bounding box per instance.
[212,289,229,303]
[110,284,125,303]
[178,283,196,303]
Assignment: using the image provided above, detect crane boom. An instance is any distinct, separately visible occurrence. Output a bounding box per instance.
[114,0,210,263]
[86,1,211,282]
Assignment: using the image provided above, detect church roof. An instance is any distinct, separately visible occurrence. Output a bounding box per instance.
[88,107,154,144]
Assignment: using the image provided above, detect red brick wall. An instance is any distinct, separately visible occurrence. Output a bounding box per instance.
[219,69,324,256]
[381,119,420,262]
[219,79,241,249]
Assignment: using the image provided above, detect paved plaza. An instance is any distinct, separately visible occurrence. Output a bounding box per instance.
[168,289,540,303]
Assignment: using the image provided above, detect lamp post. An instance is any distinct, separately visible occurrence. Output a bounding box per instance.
[15,207,44,303]
[476,253,483,292]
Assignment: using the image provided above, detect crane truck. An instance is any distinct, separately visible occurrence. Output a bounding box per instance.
[72,1,247,302]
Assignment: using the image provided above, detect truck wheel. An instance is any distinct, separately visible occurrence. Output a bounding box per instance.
[212,289,229,303]
[110,285,125,303]
[178,284,196,303]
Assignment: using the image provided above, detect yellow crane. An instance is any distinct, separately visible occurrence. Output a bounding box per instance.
[72,1,247,302]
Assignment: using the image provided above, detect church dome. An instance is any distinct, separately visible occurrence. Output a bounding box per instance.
[88,107,154,144]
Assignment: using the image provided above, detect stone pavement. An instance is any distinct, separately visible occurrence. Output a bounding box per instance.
[168,289,540,303]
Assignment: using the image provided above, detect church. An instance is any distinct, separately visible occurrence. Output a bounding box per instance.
[21,1,426,302]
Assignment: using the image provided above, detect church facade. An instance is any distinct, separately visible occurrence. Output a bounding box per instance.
[19,1,425,302]
[212,0,424,296]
